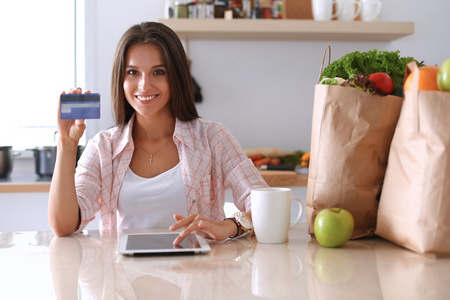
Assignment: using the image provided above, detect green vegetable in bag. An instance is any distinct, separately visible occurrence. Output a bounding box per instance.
[319,49,423,90]
[319,78,339,85]
[319,77,346,85]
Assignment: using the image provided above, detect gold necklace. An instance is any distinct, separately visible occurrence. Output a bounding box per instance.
[134,138,172,164]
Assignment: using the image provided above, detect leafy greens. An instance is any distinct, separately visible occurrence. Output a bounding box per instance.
[341,73,387,96]
[319,49,422,90]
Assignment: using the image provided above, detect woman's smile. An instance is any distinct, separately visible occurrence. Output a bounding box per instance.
[136,94,158,103]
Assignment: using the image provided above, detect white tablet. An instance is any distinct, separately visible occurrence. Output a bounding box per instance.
[117,232,211,256]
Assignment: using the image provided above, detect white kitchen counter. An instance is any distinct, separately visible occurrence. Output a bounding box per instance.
[1,224,449,299]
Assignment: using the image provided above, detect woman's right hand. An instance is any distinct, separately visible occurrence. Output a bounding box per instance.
[50,87,90,237]
[57,87,90,148]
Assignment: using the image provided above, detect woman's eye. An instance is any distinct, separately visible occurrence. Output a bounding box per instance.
[153,69,165,75]
[127,70,138,75]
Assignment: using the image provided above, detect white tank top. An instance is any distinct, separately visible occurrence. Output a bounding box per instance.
[117,163,188,230]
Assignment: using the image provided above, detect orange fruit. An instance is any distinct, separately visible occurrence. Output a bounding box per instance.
[404,65,440,91]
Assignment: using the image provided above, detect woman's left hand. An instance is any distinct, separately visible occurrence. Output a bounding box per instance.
[169,214,238,245]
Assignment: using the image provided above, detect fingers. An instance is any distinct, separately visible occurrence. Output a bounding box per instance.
[172,214,185,223]
[66,87,86,94]
[74,119,86,126]
[169,214,194,231]
[171,214,207,245]
[68,87,82,94]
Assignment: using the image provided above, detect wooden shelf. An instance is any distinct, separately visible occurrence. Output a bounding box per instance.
[158,19,414,41]
[0,175,51,193]
[0,182,50,193]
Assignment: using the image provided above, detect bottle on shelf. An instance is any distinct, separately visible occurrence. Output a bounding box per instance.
[252,0,262,19]
[242,0,252,18]
[272,0,282,19]
[259,0,272,19]
[165,0,175,18]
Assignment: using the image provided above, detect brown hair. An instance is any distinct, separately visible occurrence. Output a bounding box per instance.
[111,22,199,125]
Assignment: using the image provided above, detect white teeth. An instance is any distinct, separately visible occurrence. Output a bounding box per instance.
[137,95,156,101]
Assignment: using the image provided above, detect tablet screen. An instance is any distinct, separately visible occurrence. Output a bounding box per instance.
[126,233,195,250]
[117,232,211,255]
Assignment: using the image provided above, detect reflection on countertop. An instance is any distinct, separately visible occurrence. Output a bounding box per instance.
[1,224,450,299]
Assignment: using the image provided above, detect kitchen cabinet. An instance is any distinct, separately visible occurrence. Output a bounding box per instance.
[158,19,414,41]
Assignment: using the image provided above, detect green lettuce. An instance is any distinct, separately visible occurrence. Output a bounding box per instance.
[319,49,422,90]
[319,77,339,85]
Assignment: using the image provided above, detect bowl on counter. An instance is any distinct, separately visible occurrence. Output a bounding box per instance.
[31,146,57,178]
[30,145,85,178]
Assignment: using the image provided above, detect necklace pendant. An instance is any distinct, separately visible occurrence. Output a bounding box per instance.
[149,154,153,164]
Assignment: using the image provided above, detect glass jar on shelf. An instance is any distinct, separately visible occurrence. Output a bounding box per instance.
[228,0,245,18]
[174,0,189,18]
[214,1,227,18]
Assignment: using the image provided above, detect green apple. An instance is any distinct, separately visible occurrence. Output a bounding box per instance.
[437,58,450,91]
[314,208,354,248]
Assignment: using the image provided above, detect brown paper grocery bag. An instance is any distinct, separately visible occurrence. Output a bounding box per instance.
[306,46,403,239]
[376,62,450,255]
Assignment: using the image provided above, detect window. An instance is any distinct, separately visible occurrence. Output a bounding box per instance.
[0,0,84,150]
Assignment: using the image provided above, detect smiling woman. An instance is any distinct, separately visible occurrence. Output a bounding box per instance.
[0,0,82,150]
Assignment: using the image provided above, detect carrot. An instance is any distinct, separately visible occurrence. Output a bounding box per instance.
[248,153,264,161]
[253,157,271,167]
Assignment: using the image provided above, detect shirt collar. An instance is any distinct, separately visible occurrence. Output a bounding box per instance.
[174,118,195,150]
[112,114,135,159]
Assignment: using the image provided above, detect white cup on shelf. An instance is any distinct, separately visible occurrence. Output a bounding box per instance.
[337,0,361,21]
[312,0,342,21]
[360,0,382,21]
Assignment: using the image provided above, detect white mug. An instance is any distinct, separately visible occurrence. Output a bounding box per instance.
[360,0,382,21]
[251,188,304,244]
[337,0,361,21]
[251,243,303,297]
[312,0,342,21]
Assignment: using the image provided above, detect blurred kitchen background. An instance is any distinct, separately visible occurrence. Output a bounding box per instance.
[1,0,449,231]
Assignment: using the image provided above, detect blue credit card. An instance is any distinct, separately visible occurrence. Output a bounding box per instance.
[60,93,101,119]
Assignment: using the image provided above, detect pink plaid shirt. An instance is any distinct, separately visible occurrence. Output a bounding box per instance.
[75,115,268,231]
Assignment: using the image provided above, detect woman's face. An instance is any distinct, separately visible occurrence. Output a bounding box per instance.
[123,43,171,120]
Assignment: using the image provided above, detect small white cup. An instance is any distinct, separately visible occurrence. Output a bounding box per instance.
[251,243,303,297]
[337,0,361,21]
[312,0,342,21]
[360,0,382,21]
[251,188,304,244]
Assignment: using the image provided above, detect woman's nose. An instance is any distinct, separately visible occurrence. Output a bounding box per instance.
[138,75,151,91]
